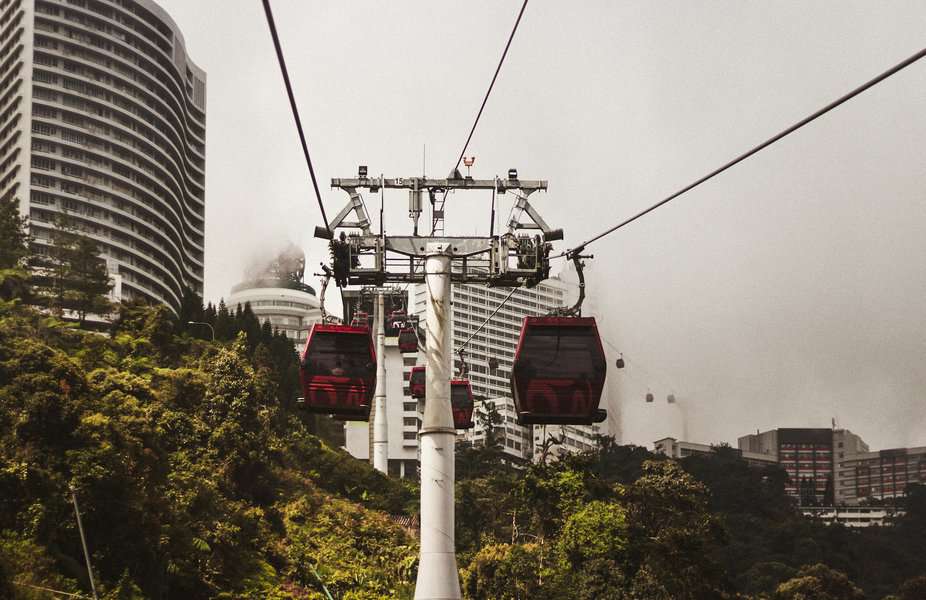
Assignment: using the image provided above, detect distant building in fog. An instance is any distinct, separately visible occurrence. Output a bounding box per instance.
[654,437,776,467]
[227,245,321,348]
[836,446,926,505]
[738,428,869,505]
[657,428,923,509]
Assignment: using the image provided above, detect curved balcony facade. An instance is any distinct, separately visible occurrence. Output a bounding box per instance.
[2,0,206,312]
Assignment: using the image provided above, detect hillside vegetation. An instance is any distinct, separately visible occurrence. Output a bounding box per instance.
[1,299,925,599]
[0,300,417,599]
[452,434,926,599]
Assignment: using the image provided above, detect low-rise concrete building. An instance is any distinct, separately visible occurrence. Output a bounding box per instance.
[801,505,905,527]
[654,437,777,466]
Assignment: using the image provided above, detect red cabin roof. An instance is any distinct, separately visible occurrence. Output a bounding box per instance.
[299,323,376,420]
[510,316,607,425]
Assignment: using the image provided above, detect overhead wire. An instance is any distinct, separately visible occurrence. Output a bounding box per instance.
[434,0,531,235]
[458,287,518,355]
[555,45,926,260]
[262,0,331,233]
[452,0,530,171]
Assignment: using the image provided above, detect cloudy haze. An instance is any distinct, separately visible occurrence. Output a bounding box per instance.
[157,0,926,450]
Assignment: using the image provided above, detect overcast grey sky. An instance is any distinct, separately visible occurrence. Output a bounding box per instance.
[158,0,926,450]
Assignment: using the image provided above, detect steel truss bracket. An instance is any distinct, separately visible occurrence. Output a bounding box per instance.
[507,190,564,241]
[320,186,373,236]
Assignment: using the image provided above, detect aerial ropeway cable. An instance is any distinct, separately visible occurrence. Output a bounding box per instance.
[452,0,530,172]
[262,0,331,235]
[556,45,926,261]
[433,0,531,234]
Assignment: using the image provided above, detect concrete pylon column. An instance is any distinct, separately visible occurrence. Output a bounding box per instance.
[415,244,461,599]
[373,292,388,474]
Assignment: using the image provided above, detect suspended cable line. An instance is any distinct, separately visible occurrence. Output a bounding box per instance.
[452,0,530,171]
[556,45,926,260]
[459,287,518,354]
[262,0,331,233]
[432,0,531,236]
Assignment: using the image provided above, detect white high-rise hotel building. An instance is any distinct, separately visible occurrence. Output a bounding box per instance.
[1,0,206,312]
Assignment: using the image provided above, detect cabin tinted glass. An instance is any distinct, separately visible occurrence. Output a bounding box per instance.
[305,332,372,378]
[399,329,417,350]
[516,325,604,380]
[451,383,473,409]
[410,367,425,397]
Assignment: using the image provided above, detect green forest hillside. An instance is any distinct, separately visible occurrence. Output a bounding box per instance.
[2,299,926,598]
[0,300,417,599]
[2,298,926,599]
[451,436,926,599]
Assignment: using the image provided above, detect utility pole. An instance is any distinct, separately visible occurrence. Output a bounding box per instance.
[372,291,388,474]
[70,486,99,600]
[320,168,559,599]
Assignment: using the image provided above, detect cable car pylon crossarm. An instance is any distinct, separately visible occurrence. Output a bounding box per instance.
[321,174,556,287]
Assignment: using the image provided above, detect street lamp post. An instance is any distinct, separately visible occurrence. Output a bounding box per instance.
[186,320,215,341]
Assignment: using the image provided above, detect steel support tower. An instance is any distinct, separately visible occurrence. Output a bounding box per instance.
[320,168,560,599]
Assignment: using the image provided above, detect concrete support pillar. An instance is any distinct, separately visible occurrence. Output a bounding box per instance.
[415,244,461,599]
[373,292,388,474]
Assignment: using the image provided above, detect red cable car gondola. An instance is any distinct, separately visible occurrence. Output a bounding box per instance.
[350,311,371,329]
[409,365,426,399]
[510,316,607,425]
[298,323,376,420]
[398,327,418,353]
[451,379,475,430]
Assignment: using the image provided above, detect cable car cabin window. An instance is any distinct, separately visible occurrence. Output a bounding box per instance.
[451,383,473,411]
[511,318,607,425]
[409,366,425,398]
[514,325,604,381]
[304,333,373,378]
[450,379,475,430]
[299,325,376,420]
[398,328,418,353]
